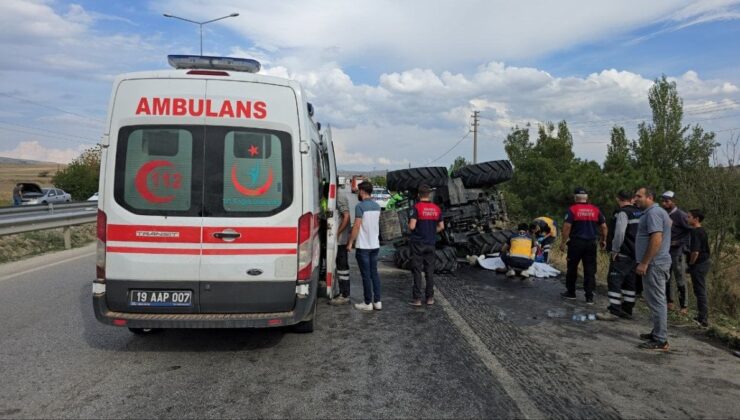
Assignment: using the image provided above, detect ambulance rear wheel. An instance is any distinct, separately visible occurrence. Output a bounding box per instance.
[293,297,317,333]
[128,328,159,335]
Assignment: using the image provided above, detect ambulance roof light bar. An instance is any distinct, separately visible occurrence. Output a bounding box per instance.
[168,55,261,73]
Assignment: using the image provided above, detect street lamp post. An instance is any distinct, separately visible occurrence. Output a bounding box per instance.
[163,12,239,56]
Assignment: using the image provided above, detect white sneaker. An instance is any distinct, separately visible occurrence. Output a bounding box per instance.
[506,269,515,277]
[373,301,382,310]
[521,268,531,278]
[354,302,373,312]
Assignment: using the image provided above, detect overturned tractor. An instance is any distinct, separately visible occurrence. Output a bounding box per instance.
[380,160,515,274]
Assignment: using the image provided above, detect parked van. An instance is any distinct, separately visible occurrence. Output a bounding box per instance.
[93,55,340,334]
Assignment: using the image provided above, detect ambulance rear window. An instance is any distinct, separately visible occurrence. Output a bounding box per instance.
[203,127,292,217]
[114,126,202,216]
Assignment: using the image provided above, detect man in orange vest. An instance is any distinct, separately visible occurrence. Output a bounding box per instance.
[500,223,537,278]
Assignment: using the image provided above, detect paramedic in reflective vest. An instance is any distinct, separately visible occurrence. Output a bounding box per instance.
[347,181,382,312]
[408,184,444,307]
[329,182,352,306]
[603,190,642,319]
[501,223,536,278]
[560,187,608,304]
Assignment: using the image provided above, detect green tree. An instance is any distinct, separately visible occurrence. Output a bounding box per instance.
[52,146,101,201]
[631,75,717,189]
[449,156,469,174]
[370,175,386,187]
[603,126,632,173]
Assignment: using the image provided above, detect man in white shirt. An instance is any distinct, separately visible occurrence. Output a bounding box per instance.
[347,181,382,311]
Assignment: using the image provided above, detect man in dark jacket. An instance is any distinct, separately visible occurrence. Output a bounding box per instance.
[660,191,691,313]
[407,184,444,307]
[559,187,608,305]
[599,190,642,320]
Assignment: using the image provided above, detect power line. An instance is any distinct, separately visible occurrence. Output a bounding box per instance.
[0,121,100,142]
[0,92,106,123]
[429,131,471,164]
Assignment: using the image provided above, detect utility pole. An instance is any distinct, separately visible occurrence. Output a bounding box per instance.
[471,111,480,164]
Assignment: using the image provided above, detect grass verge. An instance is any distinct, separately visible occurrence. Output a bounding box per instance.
[0,224,96,264]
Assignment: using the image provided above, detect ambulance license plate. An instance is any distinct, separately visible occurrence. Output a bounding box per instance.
[129,290,192,307]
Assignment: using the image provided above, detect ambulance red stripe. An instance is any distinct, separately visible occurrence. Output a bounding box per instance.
[107,246,200,255]
[107,225,297,244]
[107,246,296,255]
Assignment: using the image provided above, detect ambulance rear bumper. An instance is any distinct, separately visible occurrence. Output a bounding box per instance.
[92,277,317,329]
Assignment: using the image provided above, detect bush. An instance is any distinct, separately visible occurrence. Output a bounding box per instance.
[52,146,100,201]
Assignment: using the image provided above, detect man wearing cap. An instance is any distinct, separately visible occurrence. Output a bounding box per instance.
[559,187,608,304]
[598,190,642,320]
[660,190,692,313]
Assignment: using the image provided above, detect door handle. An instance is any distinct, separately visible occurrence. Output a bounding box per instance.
[213,231,241,240]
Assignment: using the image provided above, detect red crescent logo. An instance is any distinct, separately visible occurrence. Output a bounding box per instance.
[231,164,274,196]
[135,160,176,203]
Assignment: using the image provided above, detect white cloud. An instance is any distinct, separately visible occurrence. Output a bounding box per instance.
[0,140,91,164]
[154,0,740,71]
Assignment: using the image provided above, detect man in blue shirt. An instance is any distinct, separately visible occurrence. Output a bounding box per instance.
[407,184,444,307]
[634,187,672,351]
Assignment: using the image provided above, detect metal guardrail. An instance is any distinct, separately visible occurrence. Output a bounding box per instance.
[0,201,95,217]
[0,209,97,249]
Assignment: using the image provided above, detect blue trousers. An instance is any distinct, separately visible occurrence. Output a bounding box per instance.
[356,248,380,304]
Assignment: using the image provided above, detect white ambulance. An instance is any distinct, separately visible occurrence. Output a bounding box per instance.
[93,55,340,334]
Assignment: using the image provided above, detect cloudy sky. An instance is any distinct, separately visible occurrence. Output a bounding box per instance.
[0,0,739,169]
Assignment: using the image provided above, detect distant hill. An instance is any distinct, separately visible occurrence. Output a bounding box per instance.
[0,156,56,165]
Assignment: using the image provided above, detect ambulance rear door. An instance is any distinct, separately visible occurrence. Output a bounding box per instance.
[198,79,301,313]
[103,78,206,313]
[322,126,339,298]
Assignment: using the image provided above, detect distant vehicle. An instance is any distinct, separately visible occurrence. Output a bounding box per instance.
[22,187,72,205]
[350,175,366,193]
[372,187,391,209]
[87,192,99,201]
[338,176,347,188]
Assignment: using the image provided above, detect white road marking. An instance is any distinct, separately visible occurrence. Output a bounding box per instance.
[0,252,95,282]
[435,288,544,419]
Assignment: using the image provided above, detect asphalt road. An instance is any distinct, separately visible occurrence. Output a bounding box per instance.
[1,245,739,419]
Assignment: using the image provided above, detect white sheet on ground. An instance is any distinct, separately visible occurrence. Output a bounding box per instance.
[477,256,560,278]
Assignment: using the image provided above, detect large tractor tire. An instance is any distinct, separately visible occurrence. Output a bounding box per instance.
[394,245,458,274]
[386,167,449,192]
[468,230,515,256]
[434,247,458,273]
[393,246,414,270]
[451,160,513,188]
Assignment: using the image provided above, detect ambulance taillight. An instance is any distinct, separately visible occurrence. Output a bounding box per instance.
[96,209,107,280]
[297,212,313,282]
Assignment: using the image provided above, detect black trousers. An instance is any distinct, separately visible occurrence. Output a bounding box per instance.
[411,241,435,300]
[336,245,350,298]
[689,260,711,323]
[566,238,597,299]
[606,255,637,315]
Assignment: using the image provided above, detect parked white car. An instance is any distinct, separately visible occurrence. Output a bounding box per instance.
[22,188,72,205]
[372,187,391,209]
